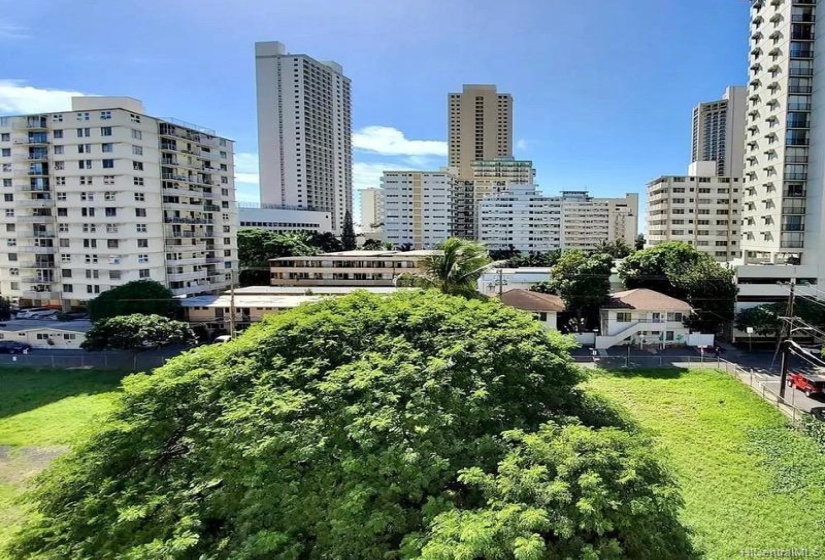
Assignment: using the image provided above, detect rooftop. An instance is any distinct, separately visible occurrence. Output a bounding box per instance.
[270,250,438,262]
[603,289,692,312]
[180,294,323,309]
[499,289,566,313]
[229,286,408,296]
[0,320,92,333]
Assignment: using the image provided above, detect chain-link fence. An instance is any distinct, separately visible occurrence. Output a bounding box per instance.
[572,354,721,370]
[0,351,172,372]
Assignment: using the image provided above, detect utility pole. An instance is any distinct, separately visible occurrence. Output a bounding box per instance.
[779,279,796,400]
[498,268,504,298]
[229,268,237,339]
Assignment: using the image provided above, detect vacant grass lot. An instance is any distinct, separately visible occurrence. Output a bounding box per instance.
[588,368,825,560]
[0,368,124,554]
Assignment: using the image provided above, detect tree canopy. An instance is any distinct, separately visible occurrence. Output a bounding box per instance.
[0,297,11,321]
[342,210,357,251]
[10,291,693,559]
[237,229,319,286]
[735,298,825,337]
[87,280,179,321]
[82,314,195,351]
[549,250,612,331]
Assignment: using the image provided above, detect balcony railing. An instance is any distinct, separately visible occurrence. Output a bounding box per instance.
[164,217,214,225]
[16,199,53,208]
[788,85,813,93]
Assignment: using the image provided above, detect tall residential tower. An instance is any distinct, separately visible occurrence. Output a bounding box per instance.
[448,85,513,179]
[255,41,352,233]
[691,86,747,177]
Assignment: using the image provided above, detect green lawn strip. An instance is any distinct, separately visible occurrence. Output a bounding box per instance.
[586,368,825,560]
[0,368,125,555]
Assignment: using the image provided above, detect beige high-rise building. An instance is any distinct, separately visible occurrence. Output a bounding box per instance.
[691,86,747,177]
[448,85,513,179]
[359,187,384,231]
[0,96,238,308]
[381,171,453,249]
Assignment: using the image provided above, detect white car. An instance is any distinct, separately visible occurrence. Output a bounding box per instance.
[16,308,58,320]
[212,335,232,344]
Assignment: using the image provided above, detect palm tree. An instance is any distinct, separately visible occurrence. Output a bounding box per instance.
[400,238,493,297]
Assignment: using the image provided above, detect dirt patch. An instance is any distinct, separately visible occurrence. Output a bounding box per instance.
[0,445,68,485]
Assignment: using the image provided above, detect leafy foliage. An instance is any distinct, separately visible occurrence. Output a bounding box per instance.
[0,297,10,321]
[529,281,555,295]
[81,314,195,351]
[634,234,646,251]
[237,228,319,286]
[308,231,344,253]
[549,251,612,331]
[342,210,357,251]
[594,239,632,259]
[412,238,493,297]
[87,280,179,321]
[734,298,825,337]
[9,291,693,559]
[362,238,393,250]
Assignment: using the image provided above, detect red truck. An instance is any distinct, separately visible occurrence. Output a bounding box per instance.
[788,372,825,398]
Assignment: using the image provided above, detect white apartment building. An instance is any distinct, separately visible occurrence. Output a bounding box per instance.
[255,41,352,234]
[691,86,747,177]
[237,203,331,233]
[381,171,453,249]
[646,162,743,261]
[448,85,513,179]
[743,0,821,268]
[0,96,238,308]
[478,187,638,252]
[359,187,384,230]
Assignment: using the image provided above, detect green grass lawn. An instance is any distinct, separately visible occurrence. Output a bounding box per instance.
[588,368,825,560]
[0,368,125,554]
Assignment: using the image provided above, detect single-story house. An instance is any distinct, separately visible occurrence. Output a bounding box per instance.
[0,320,92,349]
[181,294,324,327]
[499,289,565,329]
[597,288,694,349]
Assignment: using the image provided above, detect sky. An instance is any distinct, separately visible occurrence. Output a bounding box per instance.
[0,0,751,224]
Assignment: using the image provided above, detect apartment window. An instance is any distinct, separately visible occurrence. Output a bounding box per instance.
[82,223,97,233]
[6,239,15,247]
[105,207,117,217]
[100,126,112,136]
[667,312,683,322]
[81,208,95,217]
[139,269,150,279]
[107,239,119,250]
[134,192,145,202]
[80,192,94,201]
[86,285,101,294]
[103,175,115,185]
[1,149,9,157]
[57,208,67,217]
[1,179,9,187]
[135,208,146,217]
[104,191,115,201]
[133,161,143,171]
[58,223,68,232]
[53,130,63,139]
[78,143,91,153]
[617,312,632,323]
[221,177,228,184]
[59,239,70,248]
[102,159,114,169]
[5,224,13,232]
[109,270,121,280]
[83,239,97,248]
[134,177,144,186]
[85,254,98,264]
[8,267,17,276]
[130,113,141,124]
[1,164,9,172]
[138,254,149,264]
[76,112,90,121]
[80,176,92,186]
[78,159,92,169]
[132,145,143,156]
[102,143,113,153]
[137,239,148,248]
[3,194,11,202]
[0,133,8,142]
[106,224,118,233]
[62,284,73,293]
[55,176,66,186]
[4,209,13,217]
[131,129,142,140]
[61,254,71,263]
[136,224,147,233]
[77,128,90,138]
[86,270,99,279]
[53,145,64,155]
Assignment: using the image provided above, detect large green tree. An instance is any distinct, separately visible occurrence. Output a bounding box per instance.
[399,238,492,297]
[594,239,632,259]
[10,291,693,559]
[82,314,195,351]
[87,280,179,321]
[0,297,11,321]
[549,250,612,331]
[237,228,319,286]
[341,210,357,251]
[735,298,825,338]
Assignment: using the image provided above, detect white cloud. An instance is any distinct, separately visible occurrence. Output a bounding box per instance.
[0,80,88,115]
[353,126,447,157]
[353,162,406,191]
[233,152,260,186]
[0,22,29,40]
[516,139,529,152]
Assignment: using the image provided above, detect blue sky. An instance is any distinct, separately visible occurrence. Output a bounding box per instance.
[0,0,750,223]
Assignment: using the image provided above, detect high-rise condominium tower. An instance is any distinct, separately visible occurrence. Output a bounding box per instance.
[448,85,513,179]
[255,41,352,233]
[691,86,747,177]
[0,96,238,308]
[743,0,822,267]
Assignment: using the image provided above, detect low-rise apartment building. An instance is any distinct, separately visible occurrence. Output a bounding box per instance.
[646,163,742,261]
[237,203,332,233]
[0,96,237,308]
[270,250,436,287]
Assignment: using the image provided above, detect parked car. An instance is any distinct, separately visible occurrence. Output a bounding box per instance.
[15,308,58,320]
[0,341,32,354]
[788,372,825,398]
[212,335,231,344]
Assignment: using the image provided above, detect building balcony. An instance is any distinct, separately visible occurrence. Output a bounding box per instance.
[16,214,54,223]
[206,256,223,264]
[163,185,203,198]
[23,246,57,255]
[203,204,221,212]
[22,290,60,299]
[13,117,48,130]
[166,257,205,266]
[164,217,213,225]
[167,270,208,282]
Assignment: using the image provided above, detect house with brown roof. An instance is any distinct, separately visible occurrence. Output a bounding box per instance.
[596,288,695,349]
[499,289,566,330]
